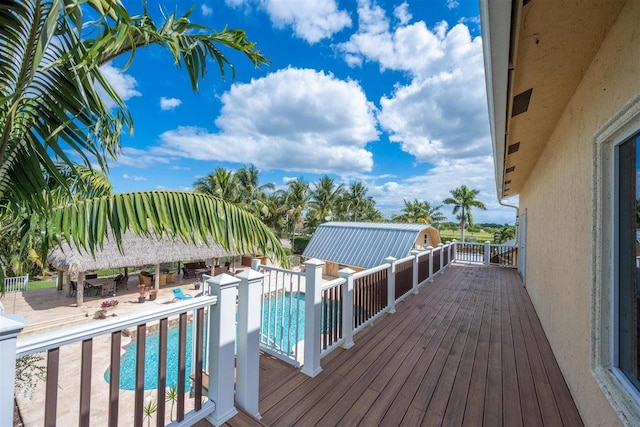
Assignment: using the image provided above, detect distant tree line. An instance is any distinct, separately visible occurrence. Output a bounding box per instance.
[193,166,515,246]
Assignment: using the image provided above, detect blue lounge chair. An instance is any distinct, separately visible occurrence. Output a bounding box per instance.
[172,288,193,301]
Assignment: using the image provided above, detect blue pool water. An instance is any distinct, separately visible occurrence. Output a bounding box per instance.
[107,293,309,390]
[105,326,195,391]
[261,292,306,353]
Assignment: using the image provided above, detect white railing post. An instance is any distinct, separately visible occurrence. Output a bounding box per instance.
[301,259,324,377]
[452,240,457,262]
[427,246,434,282]
[235,269,263,419]
[0,316,25,426]
[438,243,445,272]
[484,241,491,265]
[384,258,397,313]
[338,268,356,349]
[410,251,420,294]
[205,274,240,426]
[251,259,261,271]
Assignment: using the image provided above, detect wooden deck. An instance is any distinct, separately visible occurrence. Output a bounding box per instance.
[225,264,583,426]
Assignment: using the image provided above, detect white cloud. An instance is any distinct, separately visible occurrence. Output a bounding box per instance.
[365,156,516,224]
[233,0,351,43]
[338,1,488,162]
[201,4,213,15]
[447,0,460,10]
[393,2,412,25]
[122,173,147,181]
[98,63,141,107]
[112,147,172,168]
[160,97,182,111]
[158,68,379,174]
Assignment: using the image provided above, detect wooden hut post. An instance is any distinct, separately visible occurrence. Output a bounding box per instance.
[65,271,72,297]
[155,264,160,291]
[76,272,85,306]
[57,270,64,291]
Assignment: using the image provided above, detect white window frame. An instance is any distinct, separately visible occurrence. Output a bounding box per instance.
[593,93,640,424]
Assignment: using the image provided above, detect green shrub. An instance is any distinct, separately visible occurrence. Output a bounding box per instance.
[292,236,311,254]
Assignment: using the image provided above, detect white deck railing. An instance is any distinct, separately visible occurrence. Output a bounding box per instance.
[255,264,305,366]
[2,272,263,427]
[4,274,28,293]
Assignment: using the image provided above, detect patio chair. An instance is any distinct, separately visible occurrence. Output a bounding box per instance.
[116,275,129,290]
[101,282,116,297]
[138,273,152,287]
[172,288,193,301]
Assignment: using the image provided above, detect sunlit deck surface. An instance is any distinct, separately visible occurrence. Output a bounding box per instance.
[215,263,583,426]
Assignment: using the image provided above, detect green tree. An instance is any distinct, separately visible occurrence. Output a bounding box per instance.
[392,199,445,225]
[0,0,286,287]
[283,178,310,248]
[193,168,241,202]
[235,165,276,217]
[307,176,345,230]
[443,185,487,242]
[342,181,372,222]
[494,225,516,244]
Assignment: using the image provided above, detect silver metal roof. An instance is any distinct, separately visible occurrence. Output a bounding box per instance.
[302,222,435,269]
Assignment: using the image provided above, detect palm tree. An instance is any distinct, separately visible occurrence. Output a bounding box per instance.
[283,178,310,250]
[0,1,286,285]
[307,176,345,230]
[443,185,487,242]
[235,165,276,216]
[342,181,371,222]
[392,199,445,225]
[193,168,241,203]
[494,225,516,244]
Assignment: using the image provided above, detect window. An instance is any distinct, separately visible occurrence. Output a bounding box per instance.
[593,95,640,424]
[616,133,640,391]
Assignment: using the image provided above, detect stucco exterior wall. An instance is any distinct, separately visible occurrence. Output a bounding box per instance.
[517,1,639,425]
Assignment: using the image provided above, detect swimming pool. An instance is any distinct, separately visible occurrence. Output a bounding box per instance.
[107,293,309,391]
[105,326,195,391]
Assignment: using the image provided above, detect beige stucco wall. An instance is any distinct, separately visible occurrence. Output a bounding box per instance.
[517,1,639,425]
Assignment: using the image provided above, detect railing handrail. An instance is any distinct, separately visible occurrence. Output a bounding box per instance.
[17,296,217,357]
[321,277,346,291]
[395,255,415,264]
[259,264,304,277]
[352,262,391,280]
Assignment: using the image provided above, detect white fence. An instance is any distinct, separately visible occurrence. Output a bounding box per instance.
[4,274,28,292]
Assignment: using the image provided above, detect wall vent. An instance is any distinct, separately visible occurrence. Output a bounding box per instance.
[511,88,533,117]
[504,180,512,185]
[508,142,520,154]
[506,166,516,173]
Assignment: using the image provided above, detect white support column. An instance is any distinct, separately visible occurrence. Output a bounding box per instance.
[0,316,25,426]
[384,258,397,313]
[484,241,491,265]
[301,258,324,378]
[438,243,445,272]
[447,243,453,266]
[251,259,261,271]
[205,274,239,426]
[410,251,420,294]
[338,268,356,349]
[452,240,457,262]
[427,246,434,282]
[235,269,263,419]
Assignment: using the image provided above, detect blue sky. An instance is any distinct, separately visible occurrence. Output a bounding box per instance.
[101,0,517,224]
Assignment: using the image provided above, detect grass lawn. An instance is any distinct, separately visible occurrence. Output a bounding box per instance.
[27,279,57,290]
[439,229,494,243]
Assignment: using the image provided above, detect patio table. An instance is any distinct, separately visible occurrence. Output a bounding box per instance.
[85,278,116,296]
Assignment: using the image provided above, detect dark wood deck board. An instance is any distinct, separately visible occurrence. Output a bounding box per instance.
[219,264,582,427]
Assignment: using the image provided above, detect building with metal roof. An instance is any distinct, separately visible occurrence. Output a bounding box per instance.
[302,222,441,275]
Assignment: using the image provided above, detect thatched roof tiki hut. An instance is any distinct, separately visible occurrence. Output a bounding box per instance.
[48,231,238,306]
